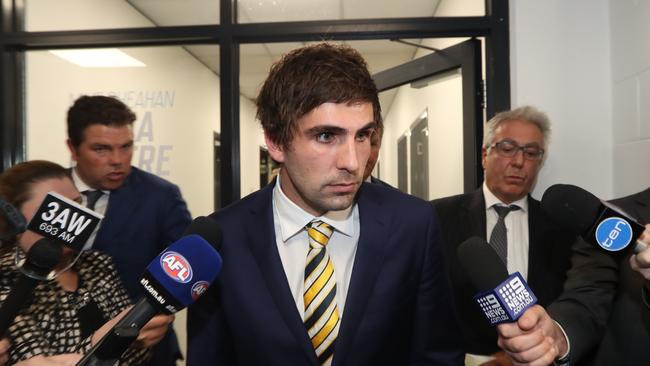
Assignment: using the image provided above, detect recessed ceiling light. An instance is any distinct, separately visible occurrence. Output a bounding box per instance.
[49,48,146,68]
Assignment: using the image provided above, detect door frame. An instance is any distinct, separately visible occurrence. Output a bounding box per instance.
[373,38,483,193]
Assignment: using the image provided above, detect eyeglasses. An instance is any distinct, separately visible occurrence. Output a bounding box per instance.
[488,139,545,161]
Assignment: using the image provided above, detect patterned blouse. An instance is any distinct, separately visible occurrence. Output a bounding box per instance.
[0,249,150,365]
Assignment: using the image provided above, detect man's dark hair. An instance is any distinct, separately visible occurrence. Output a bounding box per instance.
[67,95,136,147]
[256,43,382,149]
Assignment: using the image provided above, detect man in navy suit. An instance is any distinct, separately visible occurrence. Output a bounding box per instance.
[66,95,192,366]
[187,43,463,365]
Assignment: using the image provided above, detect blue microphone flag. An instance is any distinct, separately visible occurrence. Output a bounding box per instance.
[141,234,222,314]
[541,184,646,252]
[474,272,537,325]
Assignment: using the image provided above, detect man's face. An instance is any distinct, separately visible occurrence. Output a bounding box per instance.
[267,102,375,216]
[68,124,134,191]
[482,119,544,204]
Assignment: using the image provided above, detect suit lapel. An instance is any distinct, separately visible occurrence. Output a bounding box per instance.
[245,185,319,365]
[334,184,390,365]
[632,189,650,223]
[95,170,139,247]
[464,188,487,239]
[525,197,545,286]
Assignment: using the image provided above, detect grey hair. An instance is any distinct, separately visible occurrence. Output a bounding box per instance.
[482,105,551,151]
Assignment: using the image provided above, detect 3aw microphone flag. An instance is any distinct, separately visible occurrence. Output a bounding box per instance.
[27,191,103,251]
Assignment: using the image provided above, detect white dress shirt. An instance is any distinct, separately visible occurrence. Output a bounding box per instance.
[483,182,529,279]
[272,176,360,319]
[479,184,571,362]
[71,168,110,249]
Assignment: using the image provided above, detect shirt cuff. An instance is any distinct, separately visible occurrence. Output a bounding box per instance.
[553,320,571,365]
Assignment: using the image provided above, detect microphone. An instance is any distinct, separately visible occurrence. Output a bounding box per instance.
[0,193,99,337]
[541,184,647,253]
[0,197,26,243]
[458,237,537,325]
[0,238,62,335]
[77,216,223,365]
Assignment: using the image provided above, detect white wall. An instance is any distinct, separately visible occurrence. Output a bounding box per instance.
[510,0,614,199]
[379,0,483,199]
[381,72,465,199]
[609,1,650,196]
[383,0,627,202]
[385,0,620,202]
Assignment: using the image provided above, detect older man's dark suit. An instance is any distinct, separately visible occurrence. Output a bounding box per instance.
[588,188,650,365]
[91,166,192,366]
[431,188,577,356]
[187,182,464,365]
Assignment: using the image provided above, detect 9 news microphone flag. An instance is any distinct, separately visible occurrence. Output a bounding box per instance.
[458,237,537,325]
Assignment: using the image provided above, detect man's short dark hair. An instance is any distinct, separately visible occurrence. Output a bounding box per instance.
[67,95,136,147]
[256,43,382,149]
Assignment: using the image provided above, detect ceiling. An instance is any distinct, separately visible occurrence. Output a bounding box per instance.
[126,0,445,111]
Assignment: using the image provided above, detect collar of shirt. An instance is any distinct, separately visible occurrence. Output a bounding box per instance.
[71,168,110,196]
[482,182,529,213]
[272,175,355,243]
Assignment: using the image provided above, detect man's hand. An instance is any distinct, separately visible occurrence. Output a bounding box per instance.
[0,338,9,366]
[14,354,82,366]
[132,314,174,348]
[496,305,567,366]
[91,306,174,348]
[630,224,650,281]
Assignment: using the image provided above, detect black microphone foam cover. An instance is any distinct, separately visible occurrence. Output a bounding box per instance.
[541,184,602,234]
[185,216,223,251]
[24,238,62,277]
[0,239,61,336]
[457,236,508,292]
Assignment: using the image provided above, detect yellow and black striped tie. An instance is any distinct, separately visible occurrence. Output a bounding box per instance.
[304,220,339,366]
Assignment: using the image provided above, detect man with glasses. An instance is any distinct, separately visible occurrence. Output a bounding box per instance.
[432,106,596,365]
